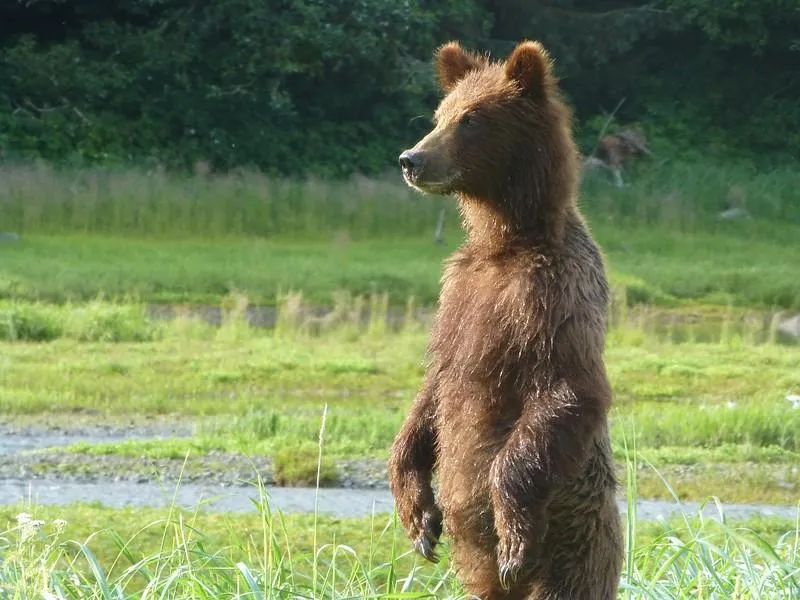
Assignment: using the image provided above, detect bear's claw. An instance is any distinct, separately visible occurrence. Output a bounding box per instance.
[414,534,438,562]
[497,535,529,591]
[410,506,443,563]
[498,563,518,591]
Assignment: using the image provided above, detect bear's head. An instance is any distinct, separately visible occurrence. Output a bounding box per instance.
[399,40,577,240]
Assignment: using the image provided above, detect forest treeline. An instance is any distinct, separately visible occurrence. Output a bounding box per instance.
[0,1,798,177]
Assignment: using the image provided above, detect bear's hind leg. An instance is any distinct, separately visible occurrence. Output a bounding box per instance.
[449,538,531,600]
[525,497,622,600]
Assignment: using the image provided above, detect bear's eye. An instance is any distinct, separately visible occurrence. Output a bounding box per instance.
[459,112,477,128]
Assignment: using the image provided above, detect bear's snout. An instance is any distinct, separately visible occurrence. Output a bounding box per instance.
[399,149,425,182]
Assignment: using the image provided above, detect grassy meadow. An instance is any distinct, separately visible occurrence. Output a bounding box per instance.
[0,158,799,597]
[1,295,798,504]
[1,160,799,310]
[1,484,798,599]
[2,487,797,599]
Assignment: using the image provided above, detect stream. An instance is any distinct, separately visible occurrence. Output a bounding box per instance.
[0,426,797,521]
[2,477,798,521]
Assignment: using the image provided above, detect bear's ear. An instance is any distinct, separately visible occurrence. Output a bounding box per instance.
[505,40,553,99]
[435,41,483,93]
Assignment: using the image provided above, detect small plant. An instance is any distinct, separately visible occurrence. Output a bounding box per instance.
[0,302,63,341]
[272,444,338,487]
[216,290,253,342]
[65,300,160,342]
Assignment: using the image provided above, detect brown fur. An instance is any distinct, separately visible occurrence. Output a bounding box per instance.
[389,40,623,599]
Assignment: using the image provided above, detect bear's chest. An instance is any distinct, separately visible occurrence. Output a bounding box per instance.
[429,251,553,382]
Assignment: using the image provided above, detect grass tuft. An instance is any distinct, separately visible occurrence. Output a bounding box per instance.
[0,299,159,342]
[273,444,338,488]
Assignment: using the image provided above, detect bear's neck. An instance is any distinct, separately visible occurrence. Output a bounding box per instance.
[457,176,576,251]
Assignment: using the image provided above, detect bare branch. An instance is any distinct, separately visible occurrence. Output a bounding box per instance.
[71,106,92,126]
[19,96,92,126]
[588,97,626,159]
[541,5,670,19]
[24,98,69,114]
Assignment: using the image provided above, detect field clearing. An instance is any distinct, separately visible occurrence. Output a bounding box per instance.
[2,222,799,311]
[1,161,800,310]
[1,163,799,596]
[1,297,798,505]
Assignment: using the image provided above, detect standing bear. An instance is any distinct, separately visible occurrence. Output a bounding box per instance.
[388,39,623,600]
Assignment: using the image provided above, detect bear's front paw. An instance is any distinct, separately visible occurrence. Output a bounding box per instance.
[496,531,531,590]
[409,505,443,563]
[494,513,547,591]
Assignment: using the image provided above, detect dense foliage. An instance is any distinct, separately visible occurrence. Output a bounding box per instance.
[0,1,798,175]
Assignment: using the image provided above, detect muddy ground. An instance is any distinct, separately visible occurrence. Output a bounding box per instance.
[0,422,388,489]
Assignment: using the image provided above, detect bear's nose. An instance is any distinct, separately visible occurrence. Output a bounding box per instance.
[398,149,423,174]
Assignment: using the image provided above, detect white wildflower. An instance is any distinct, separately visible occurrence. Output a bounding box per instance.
[15,512,33,524]
[16,512,45,542]
[53,518,68,534]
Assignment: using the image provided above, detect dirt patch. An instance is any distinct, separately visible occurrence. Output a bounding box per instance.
[0,422,387,489]
[1,451,388,489]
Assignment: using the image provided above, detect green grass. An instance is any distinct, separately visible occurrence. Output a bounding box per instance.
[2,300,795,417]
[0,475,797,599]
[1,156,799,596]
[0,164,448,239]
[2,159,799,238]
[272,443,338,487]
[2,223,799,310]
[1,296,798,503]
[1,160,800,311]
[0,236,447,308]
[1,160,799,593]
[0,299,159,342]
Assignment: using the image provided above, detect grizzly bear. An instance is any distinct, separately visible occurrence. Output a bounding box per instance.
[388,39,623,599]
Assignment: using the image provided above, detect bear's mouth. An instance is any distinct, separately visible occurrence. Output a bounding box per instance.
[400,163,417,185]
[403,177,454,195]
[401,169,459,196]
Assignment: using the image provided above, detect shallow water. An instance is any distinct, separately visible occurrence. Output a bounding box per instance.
[1,423,797,523]
[2,477,797,521]
[0,425,190,456]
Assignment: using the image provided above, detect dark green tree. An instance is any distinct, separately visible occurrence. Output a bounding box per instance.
[0,0,797,173]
